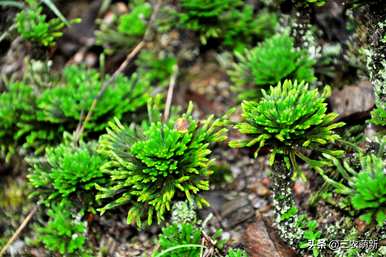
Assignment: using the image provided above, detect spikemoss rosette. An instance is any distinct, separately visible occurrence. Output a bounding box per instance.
[95,0,151,54]
[37,65,149,132]
[1,65,150,155]
[230,80,344,169]
[222,7,278,50]
[96,103,228,227]
[15,0,79,47]
[177,0,242,44]
[229,34,315,100]
[28,136,105,208]
[351,154,386,226]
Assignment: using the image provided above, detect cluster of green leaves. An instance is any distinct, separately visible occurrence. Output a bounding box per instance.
[36,65,149,133]
[229,34,316,100]
[96,102,228,227]
[351,154,386,226]
[35,201,92,257]
[95,0,151,54]
[152,222,249,257]
[15,0,78,46]
[321,138,386,226]
[230,80,344,172]
[153,223,202,257]
[28,136,105,210]
[0,64,150,155]
[118,1,151,36]
[222,7,278,51]
[297,216,322,257]
[175,0,278,46]
[176,0,242,44]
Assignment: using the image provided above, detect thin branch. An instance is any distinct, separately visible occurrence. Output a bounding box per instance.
[0,24,16,43]
[73,0,162,142]
[0,205,38,257]
[163,64,178,122]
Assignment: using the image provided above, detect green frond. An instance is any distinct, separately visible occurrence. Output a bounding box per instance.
[15,0,79,46]
[228,34,316,100]
[35,201,92,256]
[152,223,202,257]
[28,137,105,209]
[0,64,150,155]
[177,0,242,44]
[96,103,227,227]
[230,80,344,169]
[351,155,386,226]
[95,0,151,54]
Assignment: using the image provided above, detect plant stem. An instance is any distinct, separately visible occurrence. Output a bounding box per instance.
[271,157,302,248]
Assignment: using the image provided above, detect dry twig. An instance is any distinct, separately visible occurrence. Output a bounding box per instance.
[0,205,38,257]
[163,64,179,122]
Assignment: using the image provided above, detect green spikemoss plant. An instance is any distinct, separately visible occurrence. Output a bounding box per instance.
[230,80,344,250]
[228,34,316,100]
[36,65,150,133]
[0,64,150,155]
[15,0,79,47]
[222,7,278,51]
[352,155,386,226]
[28,133,105,210]
[177,0,242,44]
[35,200,92,257]
[152,217,249,257]
[96,102,228,227]
[95,0,151,54]
[322,150,386,227]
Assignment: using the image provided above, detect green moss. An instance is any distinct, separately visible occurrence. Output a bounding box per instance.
[152,223,202,257]
[28,135,105,210]
[0,65,150,156]
[35,201,92,256]
[230,80,344,170]
[351,155,386,226]
[15,0,79,46]
[96,102,228,227]
[95,0,151,54]
[177,0,242,44]
[228,34,316,100]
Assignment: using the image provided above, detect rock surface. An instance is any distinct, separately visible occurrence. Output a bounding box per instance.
[329,80,374,119]
[243,216,298,257]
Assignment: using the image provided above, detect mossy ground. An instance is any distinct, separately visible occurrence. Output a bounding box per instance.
[0,0,385,257]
